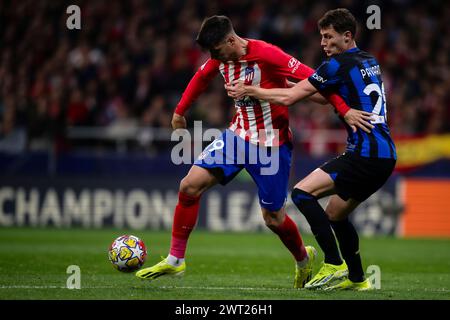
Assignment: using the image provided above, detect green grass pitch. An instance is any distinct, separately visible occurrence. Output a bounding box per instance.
[0,227,449,300]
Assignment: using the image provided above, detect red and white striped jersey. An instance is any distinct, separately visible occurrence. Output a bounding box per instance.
[175,39,347,147]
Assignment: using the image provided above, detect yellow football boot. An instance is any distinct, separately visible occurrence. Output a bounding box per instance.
[294,246,318,288]
[136,257,186,280]
[325,278,374,291]
[305,261,348,289]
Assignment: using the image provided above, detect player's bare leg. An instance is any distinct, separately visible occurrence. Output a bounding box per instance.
[291,168,348,289]
[261,206,317,288]
[325,194,359,220]
[136,165,220,280]
[294,168,336,197]
[324,196,372,290]
[179,165,222,197]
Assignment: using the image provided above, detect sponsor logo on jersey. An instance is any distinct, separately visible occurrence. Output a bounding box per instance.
[235,96,258,108]
[312,73,327,83]
[288,57,298,68]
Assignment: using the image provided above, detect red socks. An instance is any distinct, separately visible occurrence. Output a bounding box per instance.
[271,214,307,261]
[170,192,306,262]
[169,192,201,259]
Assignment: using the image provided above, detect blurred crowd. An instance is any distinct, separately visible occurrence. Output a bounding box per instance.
[0,0,449,155]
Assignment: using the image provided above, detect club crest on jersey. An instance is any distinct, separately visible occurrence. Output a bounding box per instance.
[244,67,255,83]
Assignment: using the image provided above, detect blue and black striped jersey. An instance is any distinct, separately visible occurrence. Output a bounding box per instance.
[308,47,396,159]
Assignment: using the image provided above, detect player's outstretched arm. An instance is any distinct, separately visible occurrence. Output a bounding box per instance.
[308,93,330,105]
[284,82,374,132]
[225,79,316,106]
[286,81,329,105]
[226,79,375,133]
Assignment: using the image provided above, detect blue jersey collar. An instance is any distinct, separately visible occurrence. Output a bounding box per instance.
[345,47,360,53]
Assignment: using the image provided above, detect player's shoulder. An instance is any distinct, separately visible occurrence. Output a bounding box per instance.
[324,49,365,71]
[339,48,376,63]
[247,39,285,55]
[358,50,380,66]
[247,38,271,48]
[328,52,349,64]
[199,58,221,70]
[356,49,375,59]
[317,56,342,74]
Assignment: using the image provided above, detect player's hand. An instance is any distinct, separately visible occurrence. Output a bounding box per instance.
[171,113,187,130]
[225,80,247,99]
[285,80,297,88]
[343,109,375,133]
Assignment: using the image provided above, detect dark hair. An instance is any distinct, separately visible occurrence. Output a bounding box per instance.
[318,8,357,38]
[196,15,234,50]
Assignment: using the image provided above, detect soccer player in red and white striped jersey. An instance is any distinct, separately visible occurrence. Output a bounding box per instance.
[175,32,351,147]
[136,15,369,287]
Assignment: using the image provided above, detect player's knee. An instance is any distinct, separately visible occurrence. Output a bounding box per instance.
[264,216,282,229]
[291,188,319,222]
[262,209,284,229]
[325,207,347,222]
[291,188,315,208]
[325,207,339,221]
[179,177,203,197]
[325,200,354,221]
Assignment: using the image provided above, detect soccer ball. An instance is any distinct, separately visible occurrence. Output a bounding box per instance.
[108,235,147,272]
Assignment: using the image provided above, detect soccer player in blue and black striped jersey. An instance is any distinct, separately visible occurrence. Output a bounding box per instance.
[226,8,396,291]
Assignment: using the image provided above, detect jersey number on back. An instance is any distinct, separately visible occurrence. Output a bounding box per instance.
[364,83,387,124]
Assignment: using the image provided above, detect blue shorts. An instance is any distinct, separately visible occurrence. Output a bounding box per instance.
[194,129,292,212]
